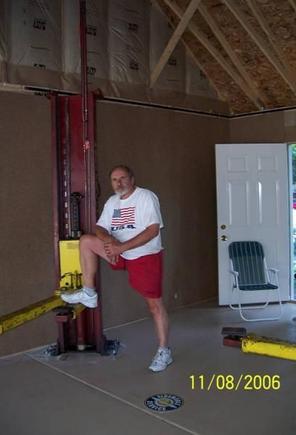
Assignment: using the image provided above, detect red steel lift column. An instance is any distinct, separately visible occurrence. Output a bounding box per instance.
[52,93,104,353]
[51,0,106,354]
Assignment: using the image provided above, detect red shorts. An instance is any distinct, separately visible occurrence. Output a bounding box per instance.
[110,251,163,299]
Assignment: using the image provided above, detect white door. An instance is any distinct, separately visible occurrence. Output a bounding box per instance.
[216,143,290,306]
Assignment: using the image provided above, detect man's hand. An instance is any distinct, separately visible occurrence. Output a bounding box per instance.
[104,239,124,257]
[108,254,119,265]
[103,224,160,260]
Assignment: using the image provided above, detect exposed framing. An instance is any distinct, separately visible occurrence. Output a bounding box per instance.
[288,0,296,14]
[197,1,268,107]
[151,0,225,101]
[183,41,225,101]
[163,0,261,109]
[223,0,296,95]
[246,0,295,80]
[150,0,202,87]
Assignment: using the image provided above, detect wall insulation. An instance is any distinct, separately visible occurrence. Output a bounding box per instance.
[62,0,109,90]
[109,0,149,85]
[0,0,220,109]
[6,0,62,89]
[186,55,216,99]
[150,3,185,93]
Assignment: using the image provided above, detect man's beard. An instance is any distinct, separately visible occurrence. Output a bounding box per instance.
[115,187,130,197]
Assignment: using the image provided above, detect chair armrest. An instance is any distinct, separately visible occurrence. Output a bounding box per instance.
[229,270,239,287]
[266,268,279,286]
[230,270,239,276]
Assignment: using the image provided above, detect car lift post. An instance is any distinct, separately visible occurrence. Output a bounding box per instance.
[51,0,105,353]
[52,93,104,353]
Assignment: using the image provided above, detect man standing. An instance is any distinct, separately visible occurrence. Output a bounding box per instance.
[61,165,172,372]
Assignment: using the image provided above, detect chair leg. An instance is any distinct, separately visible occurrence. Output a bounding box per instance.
[229,288,282,322]
[229,287,269,311]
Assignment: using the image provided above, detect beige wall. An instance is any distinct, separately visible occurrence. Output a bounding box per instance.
[96,101,229,328]
[0,92,56,356]
[230,110,296,143]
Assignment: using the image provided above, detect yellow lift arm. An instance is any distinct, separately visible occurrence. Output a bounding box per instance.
[242,334,296,362]
[0,294,65,335]
[0,241,83,335]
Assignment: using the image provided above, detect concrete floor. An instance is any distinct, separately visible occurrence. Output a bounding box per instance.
[1,302,296,435]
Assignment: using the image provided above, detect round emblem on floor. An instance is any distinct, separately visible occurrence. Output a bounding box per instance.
[145,393,183,412]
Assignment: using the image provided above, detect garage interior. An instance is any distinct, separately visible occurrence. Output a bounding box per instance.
[1,1,296,434]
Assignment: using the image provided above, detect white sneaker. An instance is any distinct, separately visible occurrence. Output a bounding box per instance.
[61,289,98,308]
[149,348,173,372]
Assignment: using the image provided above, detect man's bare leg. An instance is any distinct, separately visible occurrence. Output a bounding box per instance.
[145,297,169,347]
[79,234,110,289]
[146,297,172,371]
[61,234,110,307]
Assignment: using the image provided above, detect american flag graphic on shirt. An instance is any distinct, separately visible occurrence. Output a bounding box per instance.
[111,207,135,226]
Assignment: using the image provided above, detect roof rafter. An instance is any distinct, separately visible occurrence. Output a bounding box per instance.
[151,0,224,100]
[246,0,295,79]
[223,0,296,95]
[150,0,202,88]
[183,42,225,102]
[288,0,296,14]
[197,1,268,107]
[163,0,260,109]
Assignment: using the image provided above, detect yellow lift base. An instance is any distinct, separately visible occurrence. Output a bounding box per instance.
[242,334,296,361]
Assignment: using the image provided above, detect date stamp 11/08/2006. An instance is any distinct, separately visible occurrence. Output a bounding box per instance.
[189,374,281,392]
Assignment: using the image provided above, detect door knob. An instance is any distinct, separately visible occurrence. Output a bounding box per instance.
[221,235,228,241]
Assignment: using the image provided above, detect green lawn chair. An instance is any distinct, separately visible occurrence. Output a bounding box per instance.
[228,241,282,322]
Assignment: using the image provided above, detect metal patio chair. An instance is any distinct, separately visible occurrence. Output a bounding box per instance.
[228,241,282,322]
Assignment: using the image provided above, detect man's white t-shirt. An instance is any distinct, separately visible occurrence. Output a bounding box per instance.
[97,187,164,260]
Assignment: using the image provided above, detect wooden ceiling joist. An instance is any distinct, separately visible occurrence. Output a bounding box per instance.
[288,0,296,14]
[150,0,202,88]
[246,0,295,80]
[183,42,225,102]
[223,0,296,95]
[151,0,224,101]
[163,0,261,109]
[197,1,268,107]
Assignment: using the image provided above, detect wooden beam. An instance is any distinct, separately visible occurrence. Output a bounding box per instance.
[223,0,296,94]
[288,0,296,14]
[163,0,261,108]
[246,0,295,80]
[151,0,223,100]
[184,42,225,101]
[197,1,268,106]
[150,0,202,87]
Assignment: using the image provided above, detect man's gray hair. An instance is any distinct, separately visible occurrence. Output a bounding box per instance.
[109,165,134,178]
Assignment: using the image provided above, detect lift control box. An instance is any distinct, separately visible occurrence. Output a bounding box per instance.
[59,240,82,290]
